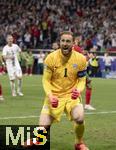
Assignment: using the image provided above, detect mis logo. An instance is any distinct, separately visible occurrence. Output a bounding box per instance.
[0,125,50,150]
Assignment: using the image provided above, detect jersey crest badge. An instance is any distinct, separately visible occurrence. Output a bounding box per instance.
[72,64,77,69]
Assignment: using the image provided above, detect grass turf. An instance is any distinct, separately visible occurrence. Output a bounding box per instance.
[0,75,116,150]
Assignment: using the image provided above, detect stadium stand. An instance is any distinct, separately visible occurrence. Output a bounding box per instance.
[0,0,115,52]
[0,0,115,77]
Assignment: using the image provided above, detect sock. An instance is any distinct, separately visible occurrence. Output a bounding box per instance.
[10,81,16,94]
[1,66,4,73]
[17,79,22,93]
[74,122,85,144]
[85,88,92,105]
[28,67,30,75]
[30,67,33,74]
[0,67,2,73]
[25,67,27,74]
[0,84,2,96]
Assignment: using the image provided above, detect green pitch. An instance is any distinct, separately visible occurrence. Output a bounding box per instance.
[0,75,116,150]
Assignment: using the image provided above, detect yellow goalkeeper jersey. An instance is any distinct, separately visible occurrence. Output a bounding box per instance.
[43,49,87,97]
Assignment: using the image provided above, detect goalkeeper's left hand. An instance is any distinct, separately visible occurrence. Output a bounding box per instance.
[71,89,80,100]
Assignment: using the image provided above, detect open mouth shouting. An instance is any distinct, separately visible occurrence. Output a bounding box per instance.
[62,46,72,55]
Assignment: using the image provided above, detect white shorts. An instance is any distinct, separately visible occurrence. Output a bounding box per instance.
[7,66,22,80]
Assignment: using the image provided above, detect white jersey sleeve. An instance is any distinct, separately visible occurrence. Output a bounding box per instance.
[14,44,21,53]
[2,46,7,57]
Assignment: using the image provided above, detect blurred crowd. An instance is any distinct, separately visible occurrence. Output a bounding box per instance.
[0,0,116,51]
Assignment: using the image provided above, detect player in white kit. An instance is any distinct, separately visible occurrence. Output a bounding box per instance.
[2,35,23,97]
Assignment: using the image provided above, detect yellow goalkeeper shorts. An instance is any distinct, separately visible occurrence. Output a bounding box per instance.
[40,96,82,122]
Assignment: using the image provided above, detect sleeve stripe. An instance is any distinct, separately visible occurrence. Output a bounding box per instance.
[77,70,87,77]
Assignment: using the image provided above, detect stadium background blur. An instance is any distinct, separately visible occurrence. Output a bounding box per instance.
[0,0,116,150]
[0,0,116,78]
[0,0,115,50]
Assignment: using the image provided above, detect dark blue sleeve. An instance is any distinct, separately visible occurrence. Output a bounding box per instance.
[77,70,87,78]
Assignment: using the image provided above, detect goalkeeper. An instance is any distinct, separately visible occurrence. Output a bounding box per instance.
[25,31,89,150]
[40,31,89,150]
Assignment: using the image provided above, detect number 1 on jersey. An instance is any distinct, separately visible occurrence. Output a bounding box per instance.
[64,68,68,77]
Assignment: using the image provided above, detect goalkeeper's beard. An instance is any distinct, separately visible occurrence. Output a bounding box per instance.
[61,47,72,56]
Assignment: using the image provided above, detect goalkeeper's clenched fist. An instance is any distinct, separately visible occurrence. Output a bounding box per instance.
[48,94,59,108]
[71,89,80,100]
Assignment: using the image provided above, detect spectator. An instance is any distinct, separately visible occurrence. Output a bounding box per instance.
[25,50,34,76]
[37,51,45,74]
[89,53,99,77]
[0,0,115,51]
[103,52,113,74]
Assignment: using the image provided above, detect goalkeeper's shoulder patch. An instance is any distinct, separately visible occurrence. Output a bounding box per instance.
[77,70,86,78]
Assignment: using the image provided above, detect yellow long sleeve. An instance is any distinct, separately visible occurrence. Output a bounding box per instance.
[76,76,86,93]
[42,69,53,96]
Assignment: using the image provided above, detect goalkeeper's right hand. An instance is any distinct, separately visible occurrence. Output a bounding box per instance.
[71,88,80,100]
[48,94,58,108]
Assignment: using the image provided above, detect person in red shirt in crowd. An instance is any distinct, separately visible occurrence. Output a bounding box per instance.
[73,35,96,110]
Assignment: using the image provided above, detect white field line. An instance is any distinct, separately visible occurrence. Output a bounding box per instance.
[0,110,116,120]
